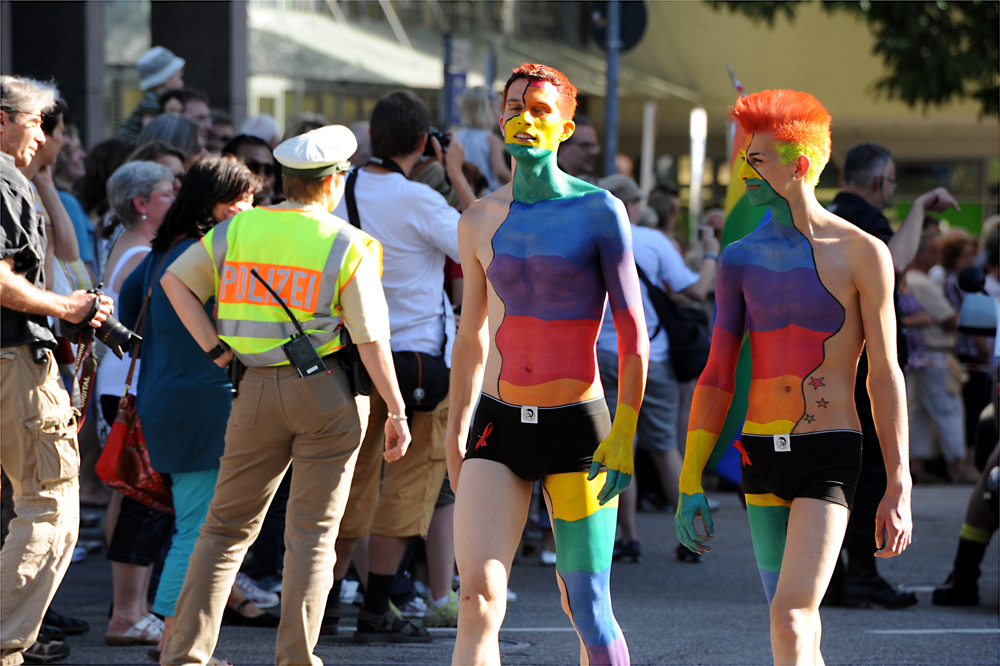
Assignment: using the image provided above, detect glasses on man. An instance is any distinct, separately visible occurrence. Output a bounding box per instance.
[244,160,275,177]
[571,141,600,155]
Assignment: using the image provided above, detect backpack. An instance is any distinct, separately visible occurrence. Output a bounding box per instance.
[634,264,711,382]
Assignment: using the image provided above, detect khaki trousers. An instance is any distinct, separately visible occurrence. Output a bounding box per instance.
[0,346,80,666]
[338,387,448,539]
[162,364,366,666]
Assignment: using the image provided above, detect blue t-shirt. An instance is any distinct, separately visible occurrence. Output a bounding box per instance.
[596,225,699,362]
[57,190,96,267]
[119,239,231,474]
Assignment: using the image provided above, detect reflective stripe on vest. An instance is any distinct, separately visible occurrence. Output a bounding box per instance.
[207,209,364,366]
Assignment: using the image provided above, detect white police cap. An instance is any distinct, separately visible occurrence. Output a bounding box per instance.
[273,125,357,178]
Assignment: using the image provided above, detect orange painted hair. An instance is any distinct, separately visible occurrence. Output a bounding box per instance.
[730,90,832,187]
[503,63,578,119]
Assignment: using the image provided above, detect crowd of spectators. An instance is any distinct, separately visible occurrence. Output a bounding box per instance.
[1,44,997,665]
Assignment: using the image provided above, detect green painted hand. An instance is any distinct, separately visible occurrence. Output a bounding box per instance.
[588,429,634,505]
[675,491,714,554]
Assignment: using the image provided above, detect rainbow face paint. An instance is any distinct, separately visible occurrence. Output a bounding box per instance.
[502,78,568,154]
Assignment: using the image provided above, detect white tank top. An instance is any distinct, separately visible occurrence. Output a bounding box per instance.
[96,245,150,400]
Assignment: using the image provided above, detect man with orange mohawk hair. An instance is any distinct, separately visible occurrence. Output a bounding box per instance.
[676,90,912,665]
[445,63,647,665]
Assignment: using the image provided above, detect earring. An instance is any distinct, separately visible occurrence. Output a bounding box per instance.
[792,175,798,181]
[141,214,147,220]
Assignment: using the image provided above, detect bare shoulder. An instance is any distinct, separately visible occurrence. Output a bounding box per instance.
[461,186,512,230]
[824,209,892,279]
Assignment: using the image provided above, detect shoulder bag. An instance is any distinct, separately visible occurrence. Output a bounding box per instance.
[94,254,173,513]
[635,264,711,383]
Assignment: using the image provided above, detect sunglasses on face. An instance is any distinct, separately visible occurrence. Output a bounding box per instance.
[244,160,275,177]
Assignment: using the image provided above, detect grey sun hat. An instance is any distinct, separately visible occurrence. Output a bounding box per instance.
[138,46,185,91]
[599,173,643,204]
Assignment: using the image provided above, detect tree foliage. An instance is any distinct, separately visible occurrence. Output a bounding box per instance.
[708,0,1000,117]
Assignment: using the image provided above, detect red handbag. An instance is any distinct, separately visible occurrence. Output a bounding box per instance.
[96,392,172,513]
[94,256,173,513]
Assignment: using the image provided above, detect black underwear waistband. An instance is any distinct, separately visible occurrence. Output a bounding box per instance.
[741,430,863,449]
[477,394,608,424]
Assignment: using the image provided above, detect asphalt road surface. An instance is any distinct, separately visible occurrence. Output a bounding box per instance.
[50,484,998,665]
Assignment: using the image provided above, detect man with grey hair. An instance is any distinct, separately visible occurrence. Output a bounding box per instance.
[1,74,113,665]
[823,141,959,609]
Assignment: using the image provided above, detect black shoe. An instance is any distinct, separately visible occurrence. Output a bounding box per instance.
[42,609,90,635]
[38,624,64,642]
[675,542,703,564]
[222,599,281,627]
[840,574,917,609]
[932,572,978,606]
[354,608,431,644]
[612,540,642,563]
[22,631,71,664]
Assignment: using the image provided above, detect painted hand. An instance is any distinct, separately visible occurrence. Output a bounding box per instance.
[675,492,714,554]
[587,431,633,506]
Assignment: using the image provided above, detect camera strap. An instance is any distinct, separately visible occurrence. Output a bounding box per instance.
[366,156,405,176]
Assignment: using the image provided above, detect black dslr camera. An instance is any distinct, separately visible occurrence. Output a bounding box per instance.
[423,127,451,157]
[60,285,141,359]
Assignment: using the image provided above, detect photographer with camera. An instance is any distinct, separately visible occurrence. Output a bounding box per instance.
[408,125,476,212]
[326,91,464,642]
[1,74,113,665]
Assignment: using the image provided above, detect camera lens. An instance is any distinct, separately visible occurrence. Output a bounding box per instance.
[95,315,141,359]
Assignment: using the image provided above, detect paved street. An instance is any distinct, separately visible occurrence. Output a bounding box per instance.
[52,484,997,665]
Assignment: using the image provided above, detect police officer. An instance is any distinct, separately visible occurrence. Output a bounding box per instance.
[160,125,410,665]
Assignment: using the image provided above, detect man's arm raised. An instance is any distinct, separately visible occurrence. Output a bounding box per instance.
[444,206,491,492]
[676,252,745,553]
[857,238,912,557]
[887,187,959,273]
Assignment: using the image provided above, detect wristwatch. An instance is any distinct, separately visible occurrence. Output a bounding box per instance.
[205,340,230,361]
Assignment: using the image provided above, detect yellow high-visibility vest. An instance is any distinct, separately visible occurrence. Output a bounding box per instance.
[203,206,382,367]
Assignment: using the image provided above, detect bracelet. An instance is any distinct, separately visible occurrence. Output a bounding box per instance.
[205,340,230,361]
[703,253,719,262]
[388,411,408,422]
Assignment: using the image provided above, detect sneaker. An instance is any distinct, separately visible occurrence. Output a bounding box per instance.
[412,579,432,603]
[612,540,641,563]
[22,631,70,664]
[540,550,557,566]
[390,595,428,619]
[255,574,283,595]
[423,591,459,628]
[354,608,431,644]
[235,572,280,609]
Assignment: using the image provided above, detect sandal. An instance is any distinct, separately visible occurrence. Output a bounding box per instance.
[354,608,431,644]
[105,614,164,646]
[222,599,280,628]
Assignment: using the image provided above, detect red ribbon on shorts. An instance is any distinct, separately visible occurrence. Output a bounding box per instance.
[734,439,752,466]
[475,423,493,450]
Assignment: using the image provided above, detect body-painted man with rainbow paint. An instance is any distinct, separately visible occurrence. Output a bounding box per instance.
[444,63,648,666]
[676,90,913,665]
